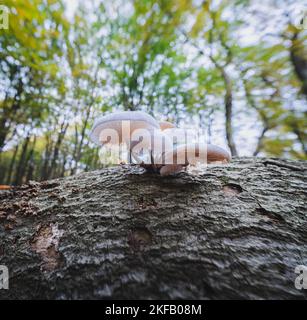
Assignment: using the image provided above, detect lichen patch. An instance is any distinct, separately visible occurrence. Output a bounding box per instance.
[31,223,64,271]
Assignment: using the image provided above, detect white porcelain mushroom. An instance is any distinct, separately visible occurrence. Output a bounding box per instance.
[160,143,231,176]
[89,111,160,146]
[89,112,231,174]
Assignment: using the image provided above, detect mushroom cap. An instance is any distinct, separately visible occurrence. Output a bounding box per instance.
[162,143,231,165]
[89,111,160,145]
[159,121,176,131]
[206,144,231,163]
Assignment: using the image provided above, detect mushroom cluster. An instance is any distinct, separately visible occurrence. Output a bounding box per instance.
[89,111,230,176]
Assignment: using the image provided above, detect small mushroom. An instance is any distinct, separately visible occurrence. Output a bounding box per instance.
[206,144,231,163]
[0,185,11,190]
[160,143,230,175]
[159,121,176,131]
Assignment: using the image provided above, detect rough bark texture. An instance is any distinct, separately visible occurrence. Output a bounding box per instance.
[0,158,306,300]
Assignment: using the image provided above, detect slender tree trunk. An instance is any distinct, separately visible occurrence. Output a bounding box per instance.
[0,116,9,152]
[71,109,91,175]
[70,124,79,175]
[26,136,37,182]
[13,135,30,185]
[294,128,307,155]
[41,134,53,181]
[0,77,23,151]
[92,148,100,169]
[290,30,307,97]
[253,127,269,156]
[181,29,238,157]
[0,158,306,299]
[76,116,90,165]
[5,144,19,185]
[220,68,238,157]
[60,154,67,178]
[48,123,68,179]
[207,58,238,156]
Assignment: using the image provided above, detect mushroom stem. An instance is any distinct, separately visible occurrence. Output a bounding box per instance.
[128,149,133,164]
[160,164,184,176]
[150,151,154,165]
[131,151,143,164]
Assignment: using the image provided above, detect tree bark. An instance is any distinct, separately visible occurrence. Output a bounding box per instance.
[0,158,306,300]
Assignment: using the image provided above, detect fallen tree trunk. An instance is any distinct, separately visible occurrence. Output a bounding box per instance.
[0,158,306,299]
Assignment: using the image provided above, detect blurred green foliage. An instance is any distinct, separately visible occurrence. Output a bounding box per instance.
[0,0,306,185]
